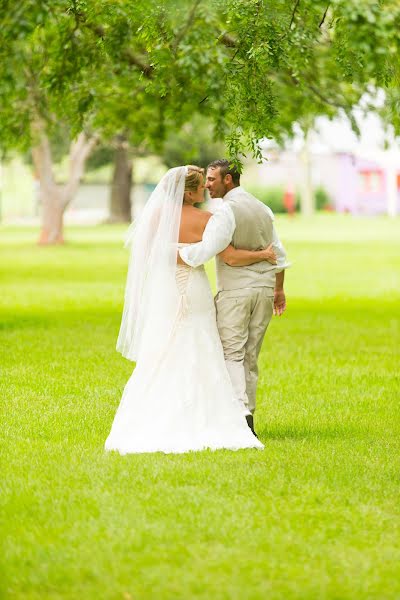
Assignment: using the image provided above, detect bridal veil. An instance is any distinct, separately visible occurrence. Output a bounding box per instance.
[116,166,187,362]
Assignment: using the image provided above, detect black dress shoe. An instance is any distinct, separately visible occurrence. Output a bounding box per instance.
[246,414,258,438]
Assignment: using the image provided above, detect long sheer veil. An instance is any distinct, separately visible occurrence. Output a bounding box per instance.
[116,166,187,362]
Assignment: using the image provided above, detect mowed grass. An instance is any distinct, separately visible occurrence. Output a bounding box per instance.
[1,215,399,600]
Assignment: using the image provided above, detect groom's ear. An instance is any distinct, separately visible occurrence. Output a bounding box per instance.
[224,173,233,185]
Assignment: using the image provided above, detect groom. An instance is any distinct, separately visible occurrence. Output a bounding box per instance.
[179,159,290,435]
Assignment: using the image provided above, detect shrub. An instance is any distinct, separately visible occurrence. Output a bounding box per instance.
[314,186,332,210]
[246,186,289,213]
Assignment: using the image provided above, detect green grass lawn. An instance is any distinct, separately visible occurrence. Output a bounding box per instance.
[1,215,399,600]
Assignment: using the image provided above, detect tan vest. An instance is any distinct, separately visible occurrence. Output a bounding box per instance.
[216,189,276,291]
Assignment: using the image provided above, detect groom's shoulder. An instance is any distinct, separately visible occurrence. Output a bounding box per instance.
[236,186,263,205]
[239,188,275,220]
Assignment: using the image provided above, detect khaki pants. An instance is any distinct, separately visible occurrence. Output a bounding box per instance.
[215,287,274,415]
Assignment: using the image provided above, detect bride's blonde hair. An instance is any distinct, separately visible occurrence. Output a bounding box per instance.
[185,165,204,192]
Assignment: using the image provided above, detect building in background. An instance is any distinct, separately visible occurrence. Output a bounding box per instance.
[248,107,400,217]
[249,150,400,216]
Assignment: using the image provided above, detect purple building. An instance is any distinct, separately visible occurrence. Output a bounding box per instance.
[335,153,400,215]
[251,150,400,215]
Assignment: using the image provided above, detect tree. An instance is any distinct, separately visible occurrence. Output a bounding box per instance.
[108,136,133,223]
[1,0,400,234]
[87,140,134,224]
[0,1,223,239]
[0,2,101,243]
[31,120,97,244]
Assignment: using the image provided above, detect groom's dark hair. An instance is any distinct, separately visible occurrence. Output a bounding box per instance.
[207,159,241,186]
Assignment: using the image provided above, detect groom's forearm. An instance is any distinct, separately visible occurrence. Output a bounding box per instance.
[275,270,285,290]
[219,245,274,267]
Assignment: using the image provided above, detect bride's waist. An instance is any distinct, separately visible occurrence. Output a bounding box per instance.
[176,264,205,273]
[176,263,206,294]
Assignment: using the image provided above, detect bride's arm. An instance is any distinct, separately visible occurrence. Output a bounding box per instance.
[218,244,277,267]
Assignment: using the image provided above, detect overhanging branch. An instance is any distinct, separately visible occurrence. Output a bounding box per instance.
[218,32,236,48]
[319,3,330,28]
[288,0,301,30]
[173,0,203,52]
[122,49,154,77]
[74,11,239,79]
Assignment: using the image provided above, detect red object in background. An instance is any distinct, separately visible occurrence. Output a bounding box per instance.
[359,169,384,192]
[283,183,296,215]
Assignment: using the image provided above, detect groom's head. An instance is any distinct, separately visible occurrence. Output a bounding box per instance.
[206,159,240,199]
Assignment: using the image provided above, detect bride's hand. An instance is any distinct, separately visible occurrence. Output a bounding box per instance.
[262,244,277,265]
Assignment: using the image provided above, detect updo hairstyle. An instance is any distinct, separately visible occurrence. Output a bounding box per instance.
[185,165,204,192]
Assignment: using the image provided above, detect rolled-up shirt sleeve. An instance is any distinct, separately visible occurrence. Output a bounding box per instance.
[272,224,291,272]
[179,204,236,268]
[264,205,291,272]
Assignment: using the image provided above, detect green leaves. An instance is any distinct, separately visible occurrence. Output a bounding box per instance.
[1,0,400,163]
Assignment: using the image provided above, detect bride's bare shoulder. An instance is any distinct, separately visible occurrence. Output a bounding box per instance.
[196,207,212,224]
[179,206,212,242]
[181,205,212,223]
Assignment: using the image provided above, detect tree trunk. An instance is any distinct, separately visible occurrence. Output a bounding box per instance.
[31,120,98,244]
[107,139,132,223]
[38,185,65,244]
[299,129,315,216]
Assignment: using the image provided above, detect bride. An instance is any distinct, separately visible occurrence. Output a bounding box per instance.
[105,166,276,454]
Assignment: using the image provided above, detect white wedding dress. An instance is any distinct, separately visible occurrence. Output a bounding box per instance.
[105,244,264,454]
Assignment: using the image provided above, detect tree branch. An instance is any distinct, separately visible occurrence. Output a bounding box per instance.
[218,32,237,48]
[79,11,238,79]
[288,0,301,30]
[306,82,349,109]
[121,48,154,77]
[173,0,202,52]
[79,18,154,77]
[85,21,106,38]
[63,132,98,206]
[288,71,350,110]
[319,3,330,28]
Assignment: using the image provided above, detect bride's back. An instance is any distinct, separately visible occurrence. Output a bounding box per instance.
[179,205,211,244]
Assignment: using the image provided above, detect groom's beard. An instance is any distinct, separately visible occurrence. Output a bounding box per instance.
[208,185,227,199]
